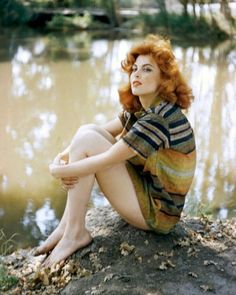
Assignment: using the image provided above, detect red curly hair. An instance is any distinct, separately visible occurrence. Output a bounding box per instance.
[118,35,193,112]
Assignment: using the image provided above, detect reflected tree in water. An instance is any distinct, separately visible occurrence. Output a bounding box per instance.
[183,40,236,218]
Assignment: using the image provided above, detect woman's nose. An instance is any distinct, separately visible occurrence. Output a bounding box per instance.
[134,70,140,78]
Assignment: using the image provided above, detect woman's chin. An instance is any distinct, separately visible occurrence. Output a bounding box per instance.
[131,89,141,96]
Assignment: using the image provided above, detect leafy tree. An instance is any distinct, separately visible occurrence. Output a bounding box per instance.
[0,0,31,26]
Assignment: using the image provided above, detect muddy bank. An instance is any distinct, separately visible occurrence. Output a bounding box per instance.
[2,206,236,295]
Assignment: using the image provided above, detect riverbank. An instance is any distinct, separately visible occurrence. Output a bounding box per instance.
[1,206,236,294]
[1,1,235,41]
[29,10,231,42]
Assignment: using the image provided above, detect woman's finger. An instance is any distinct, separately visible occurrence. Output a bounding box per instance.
[53,154,61,165]
[61,176,79,181]
[62,185,74,191]
[61,179,79,185]
[61,184,71,191]
[61,177,79,185]
[61,180,77,190]
[62,182,76,187]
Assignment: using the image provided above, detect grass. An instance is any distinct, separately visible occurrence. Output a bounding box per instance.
[0,229,18,256]
[0,263,18,292]
[0,229,19,292]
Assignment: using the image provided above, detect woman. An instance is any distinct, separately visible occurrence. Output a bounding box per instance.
[36,35,196,267]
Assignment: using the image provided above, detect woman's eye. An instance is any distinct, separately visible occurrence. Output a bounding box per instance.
[143,68,152,72]
[131,67,152,72]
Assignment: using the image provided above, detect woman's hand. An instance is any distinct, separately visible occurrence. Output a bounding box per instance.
[61,176,79,191]
[53,152,68,166]
[50,150,79,190]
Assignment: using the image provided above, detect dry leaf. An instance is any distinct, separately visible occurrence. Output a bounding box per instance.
[104,273,114,282]
[203,260,218,266]
[177,238,191,247]
[98,246,106,253]
[120,242,135,256]
[166,260,175,268]
[153,254,159,260]
[188,272,198,278]
[187,248,198,257]
[158,251,173,257]
[137,256,143,263]
[159,262,168,270]
[200,284,214,292]
[80,268,92,277]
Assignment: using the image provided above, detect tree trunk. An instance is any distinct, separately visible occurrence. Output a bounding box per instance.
[220,0,231,19]
[107,0,121,28]
[192,0,196,19]
[179,0,189,16]
[156,0,167,14]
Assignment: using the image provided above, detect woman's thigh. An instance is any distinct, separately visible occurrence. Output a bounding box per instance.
[96,163,149,230]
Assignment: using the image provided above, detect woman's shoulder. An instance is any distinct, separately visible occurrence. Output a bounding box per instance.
[143,102,193,131]
[150,101,180,118]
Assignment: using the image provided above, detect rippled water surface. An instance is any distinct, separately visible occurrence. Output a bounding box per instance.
[0,30,236,249]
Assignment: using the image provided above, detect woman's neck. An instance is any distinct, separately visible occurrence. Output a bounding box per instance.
[139,93,159,110]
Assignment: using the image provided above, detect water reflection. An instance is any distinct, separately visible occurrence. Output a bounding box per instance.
[184,39,236,218]
[0,30,236,249]
[22,199,59,241]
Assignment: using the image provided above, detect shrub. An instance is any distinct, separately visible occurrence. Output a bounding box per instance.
[139,12,228,40]
[0,0,31,26]
[46,11,93,30]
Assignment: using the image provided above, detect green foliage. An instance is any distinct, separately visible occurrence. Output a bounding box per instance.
[0,263,18,292]
[47,11,92,30]
[46,11,108,30]
[138,12,228,40]
[0,0,31,26]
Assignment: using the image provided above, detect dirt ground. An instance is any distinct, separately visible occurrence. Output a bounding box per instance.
[2,206,236,295]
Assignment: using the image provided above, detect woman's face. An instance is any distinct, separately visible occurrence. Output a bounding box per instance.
[130,54,161,97]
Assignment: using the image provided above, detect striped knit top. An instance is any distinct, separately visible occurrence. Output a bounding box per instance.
[119,99,196,232]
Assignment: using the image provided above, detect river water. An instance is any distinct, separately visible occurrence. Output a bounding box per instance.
[0,29,236,250]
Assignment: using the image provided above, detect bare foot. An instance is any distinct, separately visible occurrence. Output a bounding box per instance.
[43,229,92,267]
[34,226,65,256]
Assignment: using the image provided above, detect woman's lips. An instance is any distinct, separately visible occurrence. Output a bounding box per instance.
[132,81,142,87]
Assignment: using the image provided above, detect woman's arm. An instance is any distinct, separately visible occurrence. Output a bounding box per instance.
[102,118,123,137]
[55,118,122,164]
[53,145,71,164]
[49,139,136,179]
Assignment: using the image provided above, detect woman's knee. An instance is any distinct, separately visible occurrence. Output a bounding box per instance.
[78,123,97,133]
[70,130,96,152]
[75,123,116,144]
[70,130,111,157]
[71,125,98,148]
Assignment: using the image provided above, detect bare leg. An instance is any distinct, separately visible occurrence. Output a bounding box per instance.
[34,203,68,255]
[35,124,116,255]
[44,130,148,266]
